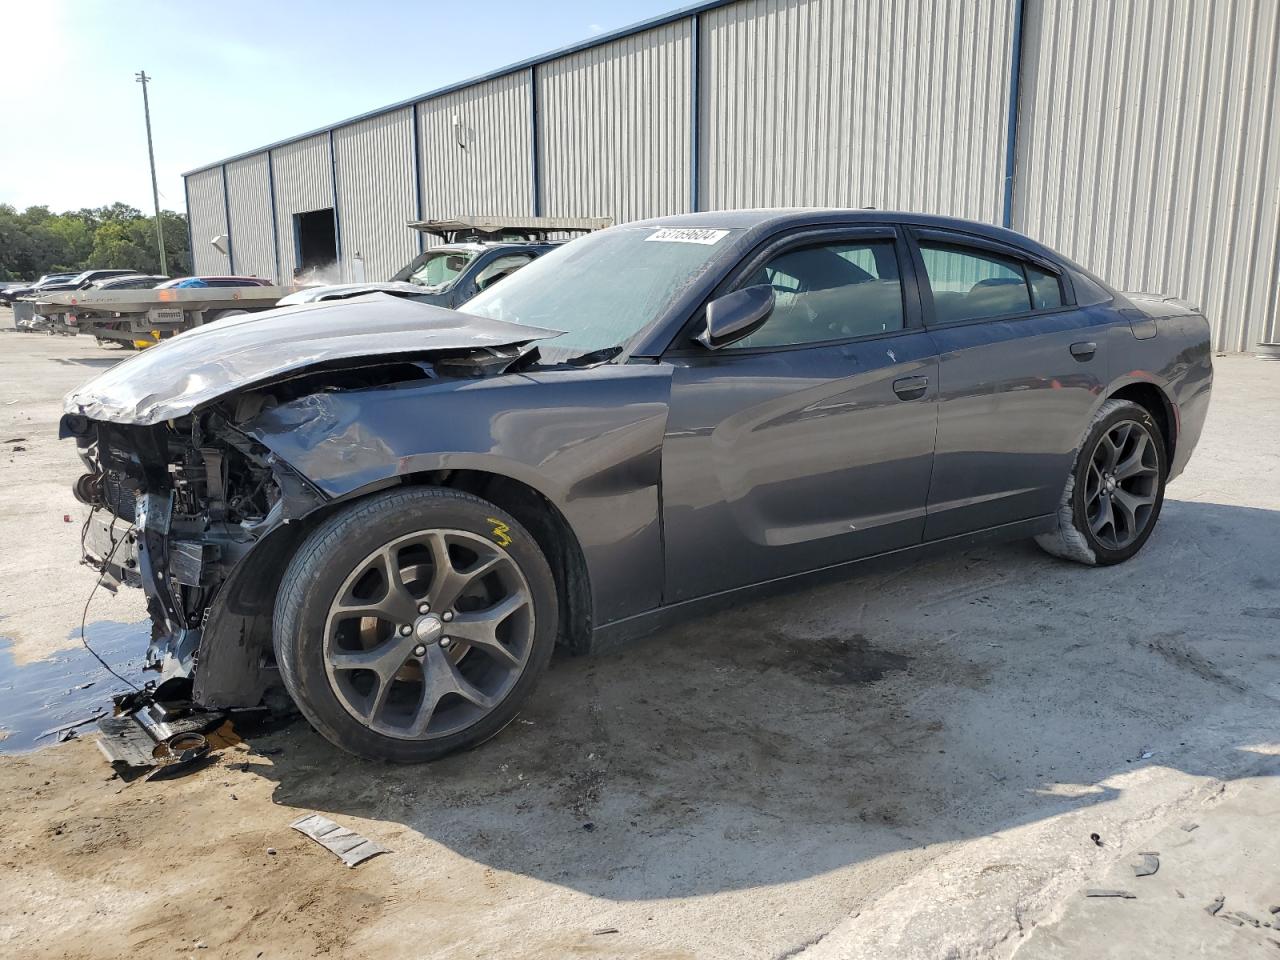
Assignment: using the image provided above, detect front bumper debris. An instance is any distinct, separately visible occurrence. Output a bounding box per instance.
[95,691,228,774]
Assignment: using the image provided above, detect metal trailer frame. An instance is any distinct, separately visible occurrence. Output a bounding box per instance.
[34,286,295,345]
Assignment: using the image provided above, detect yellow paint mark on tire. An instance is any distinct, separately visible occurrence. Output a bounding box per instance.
[487,518,513,547]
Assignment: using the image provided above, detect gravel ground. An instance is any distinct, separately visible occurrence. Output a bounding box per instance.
[0,322,1277,959]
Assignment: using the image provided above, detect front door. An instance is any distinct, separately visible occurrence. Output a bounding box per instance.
[661,229,939,603]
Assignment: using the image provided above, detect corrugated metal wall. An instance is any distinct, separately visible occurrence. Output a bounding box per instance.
[186,167,230,275]
[699,0,1014,222]
[224,154,276,280]
[186,0,1279,350]
[417,73,534,230]
[537,21,692,221]
[1014,0,1280,351]
[271,134,335,276]
[334,108,419,282]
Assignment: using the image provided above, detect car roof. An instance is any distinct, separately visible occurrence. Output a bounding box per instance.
[628,209,1061,260]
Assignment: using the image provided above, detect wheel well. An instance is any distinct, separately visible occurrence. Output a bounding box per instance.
[392,469,594,654]
[1107,382,1176,465]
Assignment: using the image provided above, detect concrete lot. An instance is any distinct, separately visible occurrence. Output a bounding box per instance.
[1,320,1278,959]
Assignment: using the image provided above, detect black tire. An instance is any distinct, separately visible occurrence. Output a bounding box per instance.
[274,487,558,762]
[1035,398,1168,566]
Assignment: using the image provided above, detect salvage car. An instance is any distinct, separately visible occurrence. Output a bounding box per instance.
[91,274,170,290]
[2,272,77,304]
[62,210,1212,762]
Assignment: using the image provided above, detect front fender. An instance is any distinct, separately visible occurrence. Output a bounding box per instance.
[244,364,674,626]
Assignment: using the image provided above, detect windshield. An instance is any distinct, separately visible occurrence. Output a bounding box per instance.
[464,224,740,356]
[402,249,475,289]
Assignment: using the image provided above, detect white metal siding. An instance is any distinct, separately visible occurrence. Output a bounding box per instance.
[1014,0,1280,352]
[417,72,533,239]
[334,108,419,282]
[225,154,276,281]
[186,167,230,275]
[537,21,692,222]
[699,0,1014,222]
[271,134,335,275]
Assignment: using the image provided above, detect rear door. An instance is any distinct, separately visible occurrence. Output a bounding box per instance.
[661,226,939,602]
[910,229,1111,540]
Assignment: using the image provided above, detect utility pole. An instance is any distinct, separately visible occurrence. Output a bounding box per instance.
[135,71,166,274]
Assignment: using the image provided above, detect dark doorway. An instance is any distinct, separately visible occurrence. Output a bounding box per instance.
[293,208,337,274]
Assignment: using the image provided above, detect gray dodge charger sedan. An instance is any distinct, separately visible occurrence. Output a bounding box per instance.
[62,210,1212,762]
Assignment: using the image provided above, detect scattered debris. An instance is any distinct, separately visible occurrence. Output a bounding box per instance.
[1090,832,1104,847]
[583,822,596,832]
[1132,852,1160,877]
[1236,913,1263,928]
[1128,747,1154,762]
[36,711,108,742]
[1,437,27,443]
[266,848,277,856]
[1181,822,1199,832]
[1221,915,1245,927]
[1269,905,1280,915]
[96,695,227,772]
[11,445,26,452]
[593,927,619,936]
[291,813,386,868]
[1085,889,1136,899]
[1206,896,1225,916]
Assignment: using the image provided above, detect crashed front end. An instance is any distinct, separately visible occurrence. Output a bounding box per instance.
[60,293,560,715]
[63,403,323,708]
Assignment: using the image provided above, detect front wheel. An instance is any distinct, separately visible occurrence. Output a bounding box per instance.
[273,487,558,762]
[1035,398,1168,566]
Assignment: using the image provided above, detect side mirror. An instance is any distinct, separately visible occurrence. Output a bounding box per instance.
[695,284,775,350]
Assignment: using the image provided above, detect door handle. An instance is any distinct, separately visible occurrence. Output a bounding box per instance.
[892,375,929,401]
[1070,340,1097,361]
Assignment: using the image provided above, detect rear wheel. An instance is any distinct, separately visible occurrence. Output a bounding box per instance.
[1035,399,1167,566]
[274,487,558,762]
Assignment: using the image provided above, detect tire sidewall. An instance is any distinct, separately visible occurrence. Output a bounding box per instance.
[275,488,558,763]
[1070,402,1168,565]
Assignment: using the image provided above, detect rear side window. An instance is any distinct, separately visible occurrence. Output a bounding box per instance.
[919,243,1031,323]
[732,239,905,349]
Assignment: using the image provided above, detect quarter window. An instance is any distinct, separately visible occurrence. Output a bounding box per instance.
[732,240,904,349]
[1027,264,1064,309]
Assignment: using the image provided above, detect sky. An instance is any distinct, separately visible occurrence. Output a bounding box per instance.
[0,0,688,215]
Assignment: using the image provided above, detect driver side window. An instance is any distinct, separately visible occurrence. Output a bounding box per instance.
[732,240,904,349]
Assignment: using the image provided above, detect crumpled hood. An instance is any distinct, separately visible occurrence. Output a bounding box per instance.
[63,293,561,426]
[276,281,432,305]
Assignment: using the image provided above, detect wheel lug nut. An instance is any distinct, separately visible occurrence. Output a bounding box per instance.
[442,611,454,622]
[413,645,426,657]
[418,603,430,614]
[441,637,451,647]
[399,625,412,636]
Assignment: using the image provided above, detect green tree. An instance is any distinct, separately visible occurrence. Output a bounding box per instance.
[0,202,190,280]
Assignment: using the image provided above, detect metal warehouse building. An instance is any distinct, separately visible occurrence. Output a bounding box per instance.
[185,0,1280,352]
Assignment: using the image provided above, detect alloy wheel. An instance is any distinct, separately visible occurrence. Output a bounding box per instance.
[323,528,534,739]
[1083,419,1161,551]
